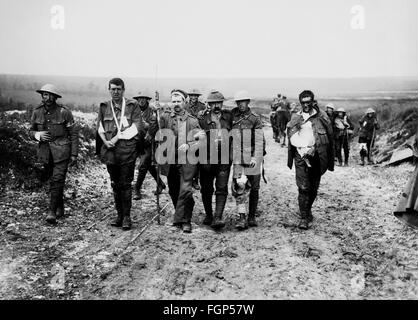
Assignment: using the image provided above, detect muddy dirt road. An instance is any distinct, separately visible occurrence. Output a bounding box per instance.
[1,127,418,300]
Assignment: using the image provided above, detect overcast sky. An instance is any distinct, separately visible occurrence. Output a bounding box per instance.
[0,0,417,78]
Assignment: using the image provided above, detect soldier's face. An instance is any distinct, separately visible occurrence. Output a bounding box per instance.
[189,95,198,104]
[109,84,124,101]
[209,102,223,112]
[137,97,149,108]
[337,112,344,118]
[301,97,313,113]
[326,107,333,115]
[236,100,250,112]
[367,113,373,118]
[42,92,57,106]
[171,95,185,113]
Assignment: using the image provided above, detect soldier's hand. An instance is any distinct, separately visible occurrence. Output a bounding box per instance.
[178,143,190,152]
[39,131,52,142]
[249,157,257,168]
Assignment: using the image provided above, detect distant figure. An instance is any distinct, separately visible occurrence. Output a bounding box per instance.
[287,90,334,230]
[274,102,291,147]
[334,108,354,166]
[281,95,291,111]
[325,103,336,123]
[269,99,279,141]
[358,108,380,165]
[30,84,79,224]
[290,102,301,114]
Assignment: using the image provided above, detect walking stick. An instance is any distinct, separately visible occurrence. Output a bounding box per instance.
[153,90,162,225]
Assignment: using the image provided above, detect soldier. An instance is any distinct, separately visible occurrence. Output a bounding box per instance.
[132,90,166,200]
[30,84,79,224]
[231,90,265,230]
[198,90,233,230]
[325,103,336,123]
[185,88,205,191]
[157,89,205,233]
[97,78,144,230]
[334,107,354,166]
[287,90,334,230]
[274,101,291,147]
[269,99,279,142]
[358,108,380,165]
[281,95,291,111]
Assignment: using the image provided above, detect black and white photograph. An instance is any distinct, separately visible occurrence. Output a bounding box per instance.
[1,0,418,305]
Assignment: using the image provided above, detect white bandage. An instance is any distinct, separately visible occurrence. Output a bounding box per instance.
[98,121,105,134]
[35,132,41,141]
[119,124,138,140]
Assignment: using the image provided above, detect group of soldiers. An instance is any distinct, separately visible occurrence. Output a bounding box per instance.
[270,94,380,167]
[29,79,380,232]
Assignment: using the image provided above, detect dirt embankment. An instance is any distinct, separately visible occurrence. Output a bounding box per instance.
[1,127,418,300]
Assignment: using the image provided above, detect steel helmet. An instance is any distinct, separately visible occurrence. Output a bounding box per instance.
[366,108,376,114]
[234,90,251,102]
[206,90,225,103]
[337,107,346,113]
[36,84,62,98]
[133,90,153,100]
[326,103,335,110]
[187,88,202,96]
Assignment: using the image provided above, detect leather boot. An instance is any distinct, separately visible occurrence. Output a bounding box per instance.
[154,181,166,195]
[46,189,59,224]
[56,186,64,218]
[202,193,213,225]
[248,191,259,227]
[297,192,310,230]
[110,187,123,227]
[211,194,226,229]
[121,188,133,230]
[235,212,248,230]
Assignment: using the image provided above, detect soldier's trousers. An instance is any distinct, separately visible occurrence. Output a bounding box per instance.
[167,164,197,224]
[42,153,69,212]
[135,146,164,191]
[294,152,322,219]
[107,162,136,217]
[335,135,350,164]
[200,164,231,218]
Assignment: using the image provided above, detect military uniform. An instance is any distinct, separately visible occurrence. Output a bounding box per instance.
[30,102,78,220]
[159,110,203,228]
[287,107,334,227]
[274,107,291,146]
[134,105,165,197]
[185,101,206,118]
[231,106,265,228]
[198,108,233,228]
[334,114,354,166]
[97,98,144,228]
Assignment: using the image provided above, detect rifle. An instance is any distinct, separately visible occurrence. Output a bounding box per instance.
[153,90,162,225]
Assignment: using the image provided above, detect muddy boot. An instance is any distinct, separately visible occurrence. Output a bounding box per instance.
[46,190,59,224]
[202,193,213,225]
[182,222,192,233]
[248,191,259,227]
[211,195,226,229]
[110,187,123,227]
[297,192,310,230]
[121,189,133,230]
[154,182,166,195]
[56,187,64,218]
